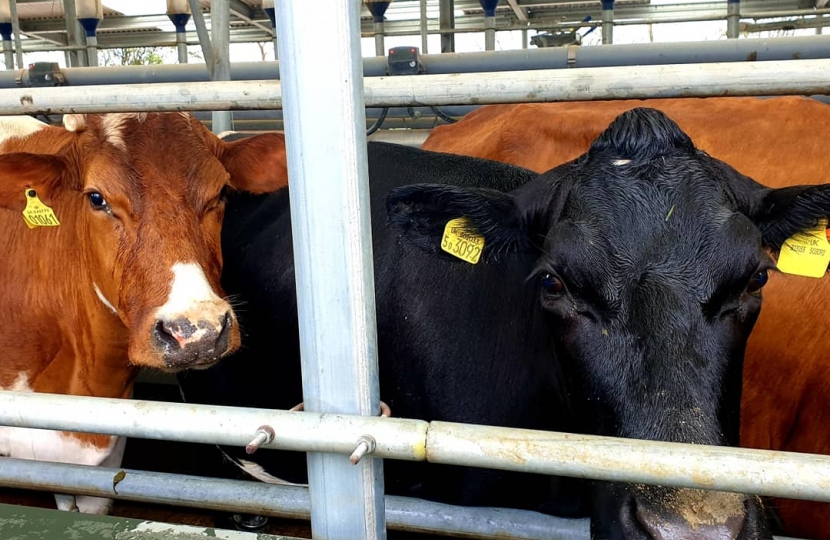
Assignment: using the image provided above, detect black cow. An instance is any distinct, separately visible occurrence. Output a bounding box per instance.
[181,108,830,539]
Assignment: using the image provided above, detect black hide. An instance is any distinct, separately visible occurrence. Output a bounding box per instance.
[181,109,830,539]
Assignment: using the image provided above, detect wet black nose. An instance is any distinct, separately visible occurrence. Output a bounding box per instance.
[634,491,746,540]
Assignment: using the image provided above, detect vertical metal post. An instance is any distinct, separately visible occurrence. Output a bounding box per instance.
[210,0,232,134]
[187,0,213,74]
[167,1,190,63]
[176,30,188,63]
[62,0,84,67]
[374,21,385,56]
[601,0,614,45]
[521,28,527,49]
[2,39,12,69]
[263,0,277,60]
[0,1,11,69]
[484,17,495,50]
[419,0,428,54]
[85,34,98,66]
[366,1,391,57]
[76,0,101,67]
[817,13,824,35]
[479,0,498,51]
[275,1,386,539]
[9,0,22,70]
[727,0,740,39]
[439,0,454,53]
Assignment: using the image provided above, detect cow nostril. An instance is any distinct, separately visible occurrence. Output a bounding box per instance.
[153,320,180,350]
[219,311,231,334]
[214,311,233,352]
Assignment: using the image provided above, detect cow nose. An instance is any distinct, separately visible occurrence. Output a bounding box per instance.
[634,491,746,540]
[153,311,233,369]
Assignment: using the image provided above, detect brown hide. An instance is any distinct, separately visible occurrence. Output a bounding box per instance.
[0,113,287,455]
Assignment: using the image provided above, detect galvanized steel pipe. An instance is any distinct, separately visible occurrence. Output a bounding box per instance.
[727,0,741,39]
[420,0,428,53]
[210,0,232,134]
[0,391,428,459]
[484,16,496,51]
[8,0,21,70]
[0,457,588,540]
[2,391,830,503]
[1,39,12,70]
[276,0,387,538]
[601,0,615,44]
[0,35,829,88]
[440,0,454,52]
[374,21,385,56]
[176,30,188,63]
[425,422,830,503]
[187,0,213,72]
[0,59,828,115]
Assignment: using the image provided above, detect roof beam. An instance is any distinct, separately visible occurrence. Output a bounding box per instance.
[22,31,67,46]
[506,0,529,22]
[228,0,274,35]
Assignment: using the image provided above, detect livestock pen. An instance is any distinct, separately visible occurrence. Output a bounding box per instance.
[0,1,829,540]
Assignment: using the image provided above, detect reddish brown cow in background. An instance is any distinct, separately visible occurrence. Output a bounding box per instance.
[422,96,830,540]
[0,113,287,514]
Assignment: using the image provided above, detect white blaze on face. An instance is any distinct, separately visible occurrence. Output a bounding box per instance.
[0,116,47,147]
[155,262,230,345]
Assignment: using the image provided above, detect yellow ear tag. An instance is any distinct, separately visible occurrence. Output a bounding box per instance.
[441,218,485,264]
[22,189,60,229]
[777,217,830,278]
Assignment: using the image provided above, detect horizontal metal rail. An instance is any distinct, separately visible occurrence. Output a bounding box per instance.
[5,35,830,89]
[0,457,587,540]
[0,59,828,114]
[0,391,829,503]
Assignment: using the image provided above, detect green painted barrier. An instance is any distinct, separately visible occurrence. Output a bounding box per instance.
[0,504,299,540]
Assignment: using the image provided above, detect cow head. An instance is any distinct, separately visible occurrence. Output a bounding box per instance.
[386,108,829,539]
[0,113,287,371]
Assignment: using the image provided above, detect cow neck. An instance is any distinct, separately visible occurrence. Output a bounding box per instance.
[0,129,137,400]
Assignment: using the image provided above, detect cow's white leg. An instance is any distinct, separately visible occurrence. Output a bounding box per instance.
[75,495,114,515]
[54,493,79,512]
[74,435,127,515]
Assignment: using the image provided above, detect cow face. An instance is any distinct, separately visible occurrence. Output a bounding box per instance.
[0,113,287,371]
[386,108,830,539]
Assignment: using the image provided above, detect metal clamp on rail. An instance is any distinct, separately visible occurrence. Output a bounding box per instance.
[349,435,377,465]
[245,401,391,456]
[245,425,275,455]
[567,45,578,67]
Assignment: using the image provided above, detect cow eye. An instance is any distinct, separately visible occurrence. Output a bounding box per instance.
[541,272,566,296]
[87,191,109,211]
[746,270,768,294]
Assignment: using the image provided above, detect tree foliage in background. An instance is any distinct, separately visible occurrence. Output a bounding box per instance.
[101,47,164,66]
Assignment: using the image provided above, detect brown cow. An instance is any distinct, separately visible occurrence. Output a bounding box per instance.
[0,113,287,514]
[422,96,830,540]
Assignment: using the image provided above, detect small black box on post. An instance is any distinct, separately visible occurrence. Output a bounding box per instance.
[387,46,423,76]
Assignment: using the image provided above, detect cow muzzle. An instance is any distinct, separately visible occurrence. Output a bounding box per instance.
[153,311,236,370]
[633,489,746,540]
[592,482,768,540]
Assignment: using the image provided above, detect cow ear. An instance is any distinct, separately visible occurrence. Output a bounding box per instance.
[386,183,537,261]
[0,153,66,211]
[219,132,288,194]
[751,185,830,250]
